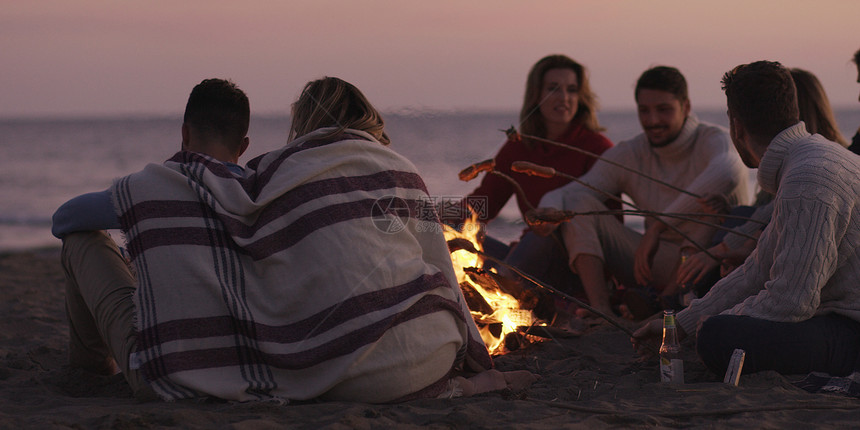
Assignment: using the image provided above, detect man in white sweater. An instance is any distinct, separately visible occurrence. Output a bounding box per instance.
[534,66,749,317]
[634,60,860,378]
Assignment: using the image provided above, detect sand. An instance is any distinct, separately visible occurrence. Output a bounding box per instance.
[2,249,859,429]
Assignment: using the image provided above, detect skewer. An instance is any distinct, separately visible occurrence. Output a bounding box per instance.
[504,126,702,199]
[511,161,717,260]
[526,208,758,241]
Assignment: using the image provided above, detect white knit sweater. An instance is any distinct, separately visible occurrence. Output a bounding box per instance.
[541,114,750,248]
[677,123,860,333]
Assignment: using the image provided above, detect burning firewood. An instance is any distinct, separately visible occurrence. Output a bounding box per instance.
[448,235,659,352]
[445,233,549,354]
[447,237,477,254]
[464,267,537,307]
[458,280,494,316]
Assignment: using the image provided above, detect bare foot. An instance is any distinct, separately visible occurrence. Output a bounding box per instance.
[503,370,540,391]
[455,369,539,396]
[70,355,120,376]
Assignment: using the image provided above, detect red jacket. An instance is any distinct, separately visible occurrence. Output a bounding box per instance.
[466,123,614,222]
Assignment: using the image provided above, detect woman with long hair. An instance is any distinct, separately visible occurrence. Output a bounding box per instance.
[849,48,860,155]
[790,68,848,146]
[465,54,612,227]
[461,55,614,305]
[288,77,390,145]
[279,76,536,402]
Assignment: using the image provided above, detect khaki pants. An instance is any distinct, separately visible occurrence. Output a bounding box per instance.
[61,231,157,400]
[560,193,681,289]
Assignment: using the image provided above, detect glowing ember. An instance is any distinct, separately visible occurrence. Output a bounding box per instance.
[443,212,541,354]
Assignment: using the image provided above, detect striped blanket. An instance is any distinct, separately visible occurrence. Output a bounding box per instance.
[112,128,492,402]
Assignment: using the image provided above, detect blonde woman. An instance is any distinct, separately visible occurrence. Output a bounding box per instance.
[281,76,536,401]
[461,55,615,306]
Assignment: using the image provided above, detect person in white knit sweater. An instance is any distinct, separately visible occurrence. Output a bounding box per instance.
[634,60,860,379]
[533,66,749,318]
[676,67,850,296]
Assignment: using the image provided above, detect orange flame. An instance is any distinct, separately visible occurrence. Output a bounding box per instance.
[443,212,537,354]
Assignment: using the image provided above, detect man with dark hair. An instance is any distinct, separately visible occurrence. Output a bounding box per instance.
[53,79,250,237]
[634,61,860,384]
[534,66,749,319]
[52,78,251,400]
[183,78,251,146]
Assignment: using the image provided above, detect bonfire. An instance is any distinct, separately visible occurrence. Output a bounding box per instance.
[443,213,547,354]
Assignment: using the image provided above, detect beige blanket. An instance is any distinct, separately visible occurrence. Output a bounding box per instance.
[112,128,492,402]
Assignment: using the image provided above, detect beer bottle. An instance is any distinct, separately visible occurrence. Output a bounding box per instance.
[659,309,684,383]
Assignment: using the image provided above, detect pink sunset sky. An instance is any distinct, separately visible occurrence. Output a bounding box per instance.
[3,0,859,118]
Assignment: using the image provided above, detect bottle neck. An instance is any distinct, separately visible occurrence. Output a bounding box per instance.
[662,313,678,344]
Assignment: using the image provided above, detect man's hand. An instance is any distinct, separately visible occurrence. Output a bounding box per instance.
[631,319,662,358]
[696,193,730,215]
[631,318,688,359]
[677,250,719,286]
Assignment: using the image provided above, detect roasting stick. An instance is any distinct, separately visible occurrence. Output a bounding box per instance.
[457,160,761,245]
[529,207,763,226]
[528,209,758,242]
[505,126,702,199]
[446,237,660,355]
[656,211,765,225]
[456,160,721,259]
[511,161,717,260]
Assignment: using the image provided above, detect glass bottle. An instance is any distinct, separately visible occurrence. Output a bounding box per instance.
[659,310,684,383]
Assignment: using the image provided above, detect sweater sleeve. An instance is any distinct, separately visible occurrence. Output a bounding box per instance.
[725,196,840,321]
[538,143,626,210]
[676,194,843,332]
[51,189,121,238]
[662,131,748,216]
[675,253,763,333]
[722,201,773,250]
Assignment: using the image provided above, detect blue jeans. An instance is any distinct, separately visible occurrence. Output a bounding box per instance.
[697,314,860,377]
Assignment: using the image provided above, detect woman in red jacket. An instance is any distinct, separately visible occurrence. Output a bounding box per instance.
[464,54,614,304]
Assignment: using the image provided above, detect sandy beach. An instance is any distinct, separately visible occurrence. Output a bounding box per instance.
[2,248,859,429]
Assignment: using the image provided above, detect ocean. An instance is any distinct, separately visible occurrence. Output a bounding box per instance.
[1,109,857,252]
